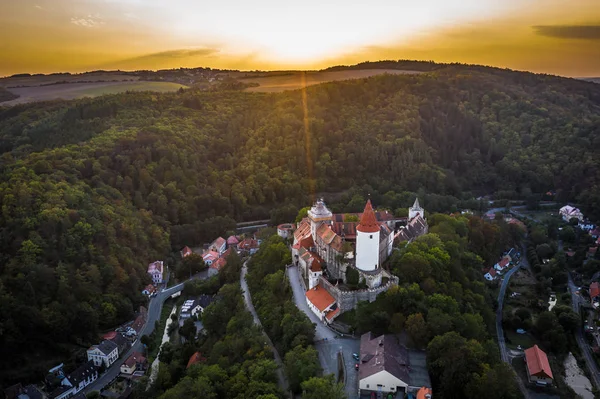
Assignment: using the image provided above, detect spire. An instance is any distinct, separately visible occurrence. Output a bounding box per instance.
[412,197,421,209]
[357,199,379,233]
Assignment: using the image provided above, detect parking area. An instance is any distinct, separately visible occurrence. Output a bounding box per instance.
[316,338,360,399]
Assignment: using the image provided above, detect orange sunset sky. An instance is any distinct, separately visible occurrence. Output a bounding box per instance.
[1,0,599,77]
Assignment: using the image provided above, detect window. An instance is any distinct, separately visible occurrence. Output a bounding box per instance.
[366,385,369,388]
[370,235,373,239]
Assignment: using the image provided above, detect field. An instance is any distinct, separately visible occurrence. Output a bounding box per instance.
[0,72,138,87]
[240,69,422,92]
[1,81,187,105]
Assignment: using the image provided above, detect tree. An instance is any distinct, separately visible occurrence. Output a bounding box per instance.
[182,254,207,278]
[284,345,321,393]
[179,317,197,342]
[346,267,359,286]
[406,313,429,348]
[301,375,346,399]
[466,363,520,399]
[295,207,310,223]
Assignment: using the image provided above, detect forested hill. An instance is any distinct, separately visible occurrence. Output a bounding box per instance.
[1,64,600,384]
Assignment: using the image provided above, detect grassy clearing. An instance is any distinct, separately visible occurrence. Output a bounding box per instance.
[241,69,422,92]
[2,81,187,105]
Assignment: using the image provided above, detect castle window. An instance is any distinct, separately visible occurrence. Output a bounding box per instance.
[369,235,373,239]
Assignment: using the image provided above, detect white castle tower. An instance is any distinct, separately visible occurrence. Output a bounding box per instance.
[355,199,380,272]
[308,199,332,238]
[409,197,424,220]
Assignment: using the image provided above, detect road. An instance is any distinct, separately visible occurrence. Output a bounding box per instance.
[496,260,531,399]
[83,268,216,394]
[567,272,600,389]
[240,261,290,395]
[287,265,360,399]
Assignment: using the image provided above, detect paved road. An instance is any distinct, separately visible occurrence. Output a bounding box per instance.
[496,261,531,399]
[240,261,290,395]
[287,265,360,399]
[83,268,216,394]
[568,272,600,389]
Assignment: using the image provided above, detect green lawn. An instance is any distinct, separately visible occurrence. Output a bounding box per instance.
[504,329,537,349]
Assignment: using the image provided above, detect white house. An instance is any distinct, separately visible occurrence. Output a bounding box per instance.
[277,223,295,239]
[120,352,147,376]
[202,250,219,266]
[494,256,510,272]
[358,332,410,395]
[560,205,583,222]
[147,261,164,284]
[210,237,227,255]
[68,361,98,394]
[87,340,118,368]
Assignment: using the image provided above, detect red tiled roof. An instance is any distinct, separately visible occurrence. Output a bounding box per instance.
[497,257,510,269]
[306,285,336,312]
[487,267,497,277]
[212,237,226,249]
[525,345,553,379]
[211,257,227,271]
[186,352,206,369]
[357,200,380,233]
[591,282,600,298]
[238,238,259,250]
[227,235,239,245]
[203,250,220,262]
[325,307,340,321]
[181,246,193,257]
[123,352,145,368]
[416,387,432,399]
[103,331,117,340]
[299,236,314,249]
[132,315,144,334]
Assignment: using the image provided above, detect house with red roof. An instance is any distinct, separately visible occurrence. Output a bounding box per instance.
[416,387,433,399]
[210,237,227,255]
[202,250,220,266]
[494,256,511,272]
[525,345,553,385]
[186,352,206,369]
[120,352,147,376]
[238,238,260,255]
[147,261,164,284]
[226,235,240,247]
[484,267,497,281]
[180,246,193,258]
[305,284,339,323]
[211,257,227,271]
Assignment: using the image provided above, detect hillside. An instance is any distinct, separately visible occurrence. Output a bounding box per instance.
[1,64,600,384]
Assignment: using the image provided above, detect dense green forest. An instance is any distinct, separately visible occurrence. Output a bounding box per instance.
[1,62,600,385]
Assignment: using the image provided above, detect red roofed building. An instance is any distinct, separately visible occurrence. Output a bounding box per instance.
[416,387,433,399]
[357,199,380,233]
[120,352,147,376]
[305,284,338,323]
[525,345,553,385]
[187,352,206,369]
[202,250,220,266]
[102,331,117,340]
[238,238,259,254]
[211,257,227,271]
[180,246,193,258]
[210,237,227,255]
[226,235,239,247]
[484,267,497,281]
[494,256,510,272]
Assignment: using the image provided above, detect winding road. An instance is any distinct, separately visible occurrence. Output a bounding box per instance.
[240,261,290,395]
[83,268,216,395]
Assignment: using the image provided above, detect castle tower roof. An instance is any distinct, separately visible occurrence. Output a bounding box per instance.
[412,198,421,209]
[357,200,379,233]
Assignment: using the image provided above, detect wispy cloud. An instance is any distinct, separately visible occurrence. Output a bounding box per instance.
[533,24,600,39]
[70,14,105,28]
[34,5,43,10]
[129,48,220,61]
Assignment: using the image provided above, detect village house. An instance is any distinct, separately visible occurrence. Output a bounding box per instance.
[358,332,431,397]
[226,235,240,248]
[210,237,227,255]
[494,256,511,272]
[67,361,98,394]
[131,306,148,335]
[186,352,206,369]
[238,238,260,254]
[305,284,339,323]
[87,340,118,368]
[417,387,433,399]
[484,267,497,281]
[147,261,164,284]
[559,205,584,222]
[3,384,45,399]
[142,284,156,296]
[120,352,147,377]
[524,345,553,386]
[180,246,193,258]
[202,250,219,265]
[109,333,131,355]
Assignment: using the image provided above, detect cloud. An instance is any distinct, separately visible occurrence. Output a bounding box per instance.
[34,5,43,10]
[70,14,105,28]
[533,24,600,39]
[129,48,221,61]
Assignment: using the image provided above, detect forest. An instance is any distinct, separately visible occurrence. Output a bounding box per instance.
[0,62,599,385]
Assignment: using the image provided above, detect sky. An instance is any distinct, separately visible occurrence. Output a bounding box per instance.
[1,0,599,77]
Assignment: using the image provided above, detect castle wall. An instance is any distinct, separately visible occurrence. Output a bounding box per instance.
[319,274,398,312]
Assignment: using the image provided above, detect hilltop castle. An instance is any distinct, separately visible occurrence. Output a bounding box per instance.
[292,198,428,322]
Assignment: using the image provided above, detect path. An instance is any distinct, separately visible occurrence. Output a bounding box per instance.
[567,271,600,389]
[83,268,216,394]
[148,307,177,386]
[496,261,531,399]
[287,265,360,399]
[240,261,290,395]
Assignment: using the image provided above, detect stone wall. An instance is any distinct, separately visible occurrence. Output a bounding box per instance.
[319,273,398,312]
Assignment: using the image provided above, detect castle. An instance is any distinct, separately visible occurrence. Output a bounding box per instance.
[292,198,428,322]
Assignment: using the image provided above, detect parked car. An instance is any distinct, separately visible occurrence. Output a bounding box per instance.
[352,353,360,361]
[355,363,359,370]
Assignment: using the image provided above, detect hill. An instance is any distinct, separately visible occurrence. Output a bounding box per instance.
[0,63,599,384]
